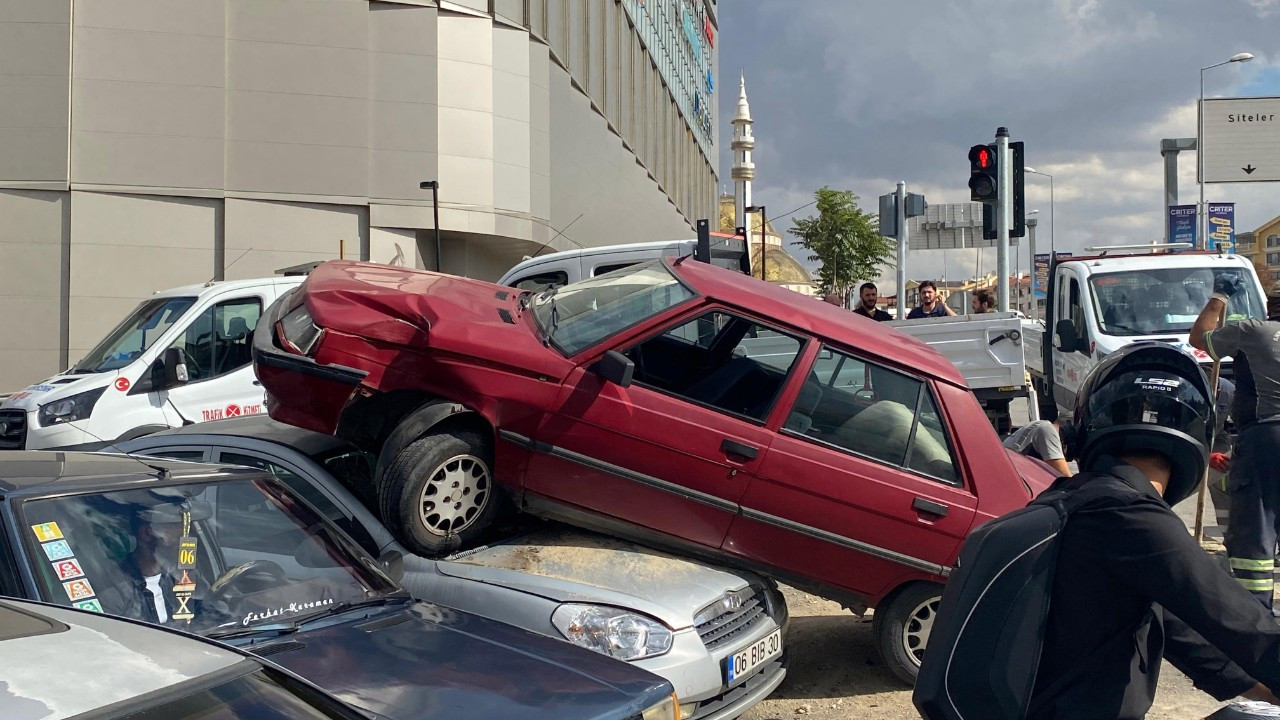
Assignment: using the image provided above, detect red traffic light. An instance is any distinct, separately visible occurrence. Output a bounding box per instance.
[969,145,994,169]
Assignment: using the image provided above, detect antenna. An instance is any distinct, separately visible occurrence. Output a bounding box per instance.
[526,213,586,261]
[37,407,172,481]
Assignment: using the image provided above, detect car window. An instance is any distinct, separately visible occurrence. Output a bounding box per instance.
[787,345,960,484]
[146,449,210,462]
[624,311,802,421]
[512,270,568,291]
[218,453,345,526]
[593,262,638,276]
[19,477,397,635]
[166,298,262,383]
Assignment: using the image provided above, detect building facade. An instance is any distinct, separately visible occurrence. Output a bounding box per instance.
[0,0,719,391]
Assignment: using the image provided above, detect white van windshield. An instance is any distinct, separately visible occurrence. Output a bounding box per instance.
[73,297,196,373]
[1090,267,1263,336]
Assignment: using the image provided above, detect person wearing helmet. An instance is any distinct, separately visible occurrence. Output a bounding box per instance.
[1190,278,1280,610]
[1030,342,1280,719]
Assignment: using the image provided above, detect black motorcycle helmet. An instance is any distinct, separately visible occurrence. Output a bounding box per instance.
[1071,341,1214,505]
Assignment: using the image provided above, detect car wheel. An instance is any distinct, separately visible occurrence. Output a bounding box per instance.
[378,430,501,557]
[874,582,942,686]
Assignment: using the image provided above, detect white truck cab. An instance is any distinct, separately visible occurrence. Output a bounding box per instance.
[0,276,304,450]
[1025,248,1266,415]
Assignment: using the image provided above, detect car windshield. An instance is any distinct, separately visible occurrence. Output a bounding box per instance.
[532,260,696,355]
[73,296,196,373]
[1089,266,1264,336]
[19,477,399,637]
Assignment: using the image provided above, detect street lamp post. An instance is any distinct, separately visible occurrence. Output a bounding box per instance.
[1025,167,1055,259]
[420,180,441,271]
[746,204,766,283]
[1199,52,1253,250]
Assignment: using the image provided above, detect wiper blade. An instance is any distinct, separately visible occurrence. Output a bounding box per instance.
[206,622,300,640]
[293,595,412,627]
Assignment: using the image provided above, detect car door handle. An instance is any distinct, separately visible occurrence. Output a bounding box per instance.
[720,439,759,461]
[913,497,949,518]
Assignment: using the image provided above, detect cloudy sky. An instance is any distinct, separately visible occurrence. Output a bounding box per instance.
[716,0,1280,293]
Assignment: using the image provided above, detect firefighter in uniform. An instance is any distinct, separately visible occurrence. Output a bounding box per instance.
[1191,278,1280,611]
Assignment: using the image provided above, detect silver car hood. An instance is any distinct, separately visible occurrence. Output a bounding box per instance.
[435,529,758,629]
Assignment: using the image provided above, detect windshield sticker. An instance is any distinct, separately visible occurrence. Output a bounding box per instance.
[63,578,95,602]
[52,558,85,582]
[27,385,56,393]
[31,522,63,542]
[41,540,74,561]
[73,599,103,613]
[113,377,131,392]
[242,597,335,626]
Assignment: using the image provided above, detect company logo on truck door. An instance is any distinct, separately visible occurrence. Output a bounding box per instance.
[200,403,263,421]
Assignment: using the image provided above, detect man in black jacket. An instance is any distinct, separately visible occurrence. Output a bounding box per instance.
[1030,343,1280,719]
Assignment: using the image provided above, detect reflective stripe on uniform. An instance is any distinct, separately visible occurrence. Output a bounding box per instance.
[1235,577,1275,592]
[1230,557,1276,572]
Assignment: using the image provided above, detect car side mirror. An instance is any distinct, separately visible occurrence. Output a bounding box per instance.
[160,347,190,388]
[591,350,634,388]
[1054,319,1081,354]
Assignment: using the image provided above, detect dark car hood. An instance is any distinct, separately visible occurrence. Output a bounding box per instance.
[302,261,569,379]
[256,601,670,720]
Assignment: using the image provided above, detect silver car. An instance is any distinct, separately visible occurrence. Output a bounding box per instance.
[0,597,366,720]
[114,416,790,720]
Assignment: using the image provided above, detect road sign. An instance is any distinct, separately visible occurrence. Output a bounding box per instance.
[1200,97,1280,183]
[908,202,1020,250]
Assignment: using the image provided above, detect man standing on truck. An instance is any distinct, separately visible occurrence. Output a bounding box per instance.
[907,281,957,319]
[852,282,892,321]
[1190,279,1280,611]
[970,289,995,315]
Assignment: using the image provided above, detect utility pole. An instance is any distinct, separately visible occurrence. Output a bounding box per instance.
[995,127,1011,312]
[896,181,908,320]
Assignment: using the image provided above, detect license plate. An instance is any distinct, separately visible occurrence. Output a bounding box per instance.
[725,629,783,685]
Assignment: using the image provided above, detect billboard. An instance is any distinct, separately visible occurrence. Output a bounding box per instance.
[1199,97,1280,183]
[1033,252,1073,299]
[1168,204,1197,248]
[1208,203,1236,253]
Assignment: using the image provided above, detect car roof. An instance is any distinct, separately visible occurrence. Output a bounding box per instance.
[145,415,351,457]
[151,275,305,299]
[0,598,244,719]
[667,259,968,386]
[0,451,265,496]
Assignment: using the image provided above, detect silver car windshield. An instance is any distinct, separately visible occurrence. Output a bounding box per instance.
[19,477,398,636]
[533,260,696,355]
[1089,267,1264,336]
[72,296,196,373]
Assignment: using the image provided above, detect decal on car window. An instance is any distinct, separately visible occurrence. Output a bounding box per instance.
[41,540,74,561]
[63,578,96,602]
[242,597,335,627]
[31,522,63,542]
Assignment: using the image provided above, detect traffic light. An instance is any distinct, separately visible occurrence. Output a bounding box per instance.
[1010,141,1026,238]
[968,144,998,204]
[983,204,995,240]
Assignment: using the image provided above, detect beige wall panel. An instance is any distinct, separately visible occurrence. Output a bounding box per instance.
[493,116,530,169]
[493,70,530,123]
[438,13,492,66]
[0,350,64,391]
[369,2,436,55]
[0,0,69,23]
[493,162,530,214]
[372,53,438,104]
[0,129,68,184]
[223,198,365,280]
[437,58,493,113]
[437,154,494,207]
[492,25,528,76]
[72,132,224,190]
[73,79,223,139]
[226,90,367,148]
[0,243,64,298]
[67,296,150,365]
[0,74,68,133]
[225,141,368,197]
[0,11,70,185]
[372,101,437,152]
[370,149,438,201]
[70,191,218,249]
[0,189,65,389]
[74,0,223,36]
[0,21,69,77]
[73,27,222,87]
[226,40,367,99]
[437,107,493,160]
[0,298,62,387]
[227,0,366,49]
[369,226,420,268]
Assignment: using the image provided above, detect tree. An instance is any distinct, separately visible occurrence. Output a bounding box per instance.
[790,187,895,305]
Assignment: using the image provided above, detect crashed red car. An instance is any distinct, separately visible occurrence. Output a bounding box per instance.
[253,257,1054,683]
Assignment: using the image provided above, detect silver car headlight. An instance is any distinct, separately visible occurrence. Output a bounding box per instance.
[37,387,106,426]
[550,604,673,661]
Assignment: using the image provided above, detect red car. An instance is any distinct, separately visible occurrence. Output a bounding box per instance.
[253,258,1054,683]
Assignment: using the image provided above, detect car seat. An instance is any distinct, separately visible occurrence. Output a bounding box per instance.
[684,357,777,419]
[833,400,952,471]
[783,376,824,434]
[215,316,253,375]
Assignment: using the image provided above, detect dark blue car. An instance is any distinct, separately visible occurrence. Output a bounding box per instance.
[0,452,679,720]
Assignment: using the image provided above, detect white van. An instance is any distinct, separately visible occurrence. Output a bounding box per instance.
[498,235,749,290]
[0,275,303,450]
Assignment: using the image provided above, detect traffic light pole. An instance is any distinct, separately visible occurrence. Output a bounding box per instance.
[896,181,908,320]
[995,127,1011,312]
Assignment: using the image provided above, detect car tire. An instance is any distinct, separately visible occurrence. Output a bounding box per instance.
[377,429,501,557]
[874,582,942,686]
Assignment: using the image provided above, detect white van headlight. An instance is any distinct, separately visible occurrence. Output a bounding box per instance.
[38,388,107,426]
[279,306,324,356]
[551,604,673,661]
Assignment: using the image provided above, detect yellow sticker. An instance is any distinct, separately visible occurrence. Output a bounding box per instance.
[31,522,63,542]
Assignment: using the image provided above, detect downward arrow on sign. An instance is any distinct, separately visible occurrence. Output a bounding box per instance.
[1243,164,1257,174]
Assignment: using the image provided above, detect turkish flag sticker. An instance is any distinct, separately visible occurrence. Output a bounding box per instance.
[114,377,130,392]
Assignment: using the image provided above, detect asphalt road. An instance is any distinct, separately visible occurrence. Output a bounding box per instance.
[739,398,1233,720]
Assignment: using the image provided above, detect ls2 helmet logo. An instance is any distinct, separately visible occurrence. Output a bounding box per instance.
[1136,377,1181,392]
